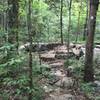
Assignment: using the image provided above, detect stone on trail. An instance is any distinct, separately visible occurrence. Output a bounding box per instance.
[49,62,64,68]
[43,85,54,93]
[45,94,75,100]
[40,53,55,62]
[49,69,66,85]
[55,45,72,54]
[55,53,68,59]
[54,45,67,50]
[94,81,100,87]
[96,45,100,48]
[62,77,73,88]
[50,70,66,77]
[55,77,73,88]
[56,49,68,54]
[48,75,60,85]
[55,53,74,59]
[72,47,84,59]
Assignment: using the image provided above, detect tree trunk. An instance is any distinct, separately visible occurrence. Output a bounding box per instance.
[84,0,99,82]
[60,0,63,44]
[67,0,72,67]
[83,0,89,41]
[8,0,19,55]
[27,0,33,99]
[75,0,82,43]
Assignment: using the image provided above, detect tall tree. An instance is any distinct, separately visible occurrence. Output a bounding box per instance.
[83,0,89,41]
[8,0,19,54]
[27,0,33,99]
[60,0,63,44]
[67,0,72,68]
[75,0,82,43]
[84,0,99,82]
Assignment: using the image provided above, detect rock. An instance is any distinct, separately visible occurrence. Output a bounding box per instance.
[19,43,62,52]
[54,45,67,51]
[76,95,86,100]
[55,77,73,88]
[94,81,100,87]
[46,94,75,100]
[49,62,64,68]
[54,88,62,94]
[40,53,55,62]
[39,43,62,51]
[55,79,63,87]
[72,48,80,56]
[48,75,60,85]
[67,66,74,77]
[55,54,68,59]
[62,77,73,88]
[55,50,75,59]
[94,48,100,56]
[56,49,68,54]
[72,47,84,59]
[46,43,62,50]
[55,45,73,54]
[50,70,66,78]
[96,45,100,49]
[70,43,76,48]
[43,85,54,93]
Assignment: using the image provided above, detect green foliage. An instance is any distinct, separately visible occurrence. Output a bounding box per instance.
[80,82,95,99]
[80,82,100,99]
[0,0,100,99]
[94,55,100,80]
[0,53,45,99]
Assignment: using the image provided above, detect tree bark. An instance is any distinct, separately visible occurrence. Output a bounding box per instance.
[8,0,19,55]
[67,0,72,67]
[75,0,82,43]
[83,0,89,41]
[60,0,63,44]
[27,0,33,99]
[84,0,99,82]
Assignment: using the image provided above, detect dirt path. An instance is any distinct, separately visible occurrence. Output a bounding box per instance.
[39,45,86,100]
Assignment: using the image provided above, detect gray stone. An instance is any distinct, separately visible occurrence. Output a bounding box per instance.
[55,54,68,59]
[46,94,75,100]
[50,70,66,77]
[49,62,64,68]
[94,81,100,87]
[55,77,73,88]
[43,85,54,93]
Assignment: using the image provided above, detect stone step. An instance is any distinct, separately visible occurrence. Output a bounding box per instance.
[50,70,66,77]
[55,77,73,88]
[55,53,74,59]
[55,54,68,59]
[45,94,75,100]
[49,62,64,68]
[40,53,55,62]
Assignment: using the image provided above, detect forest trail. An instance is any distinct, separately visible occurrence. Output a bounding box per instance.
[39,45,86,100]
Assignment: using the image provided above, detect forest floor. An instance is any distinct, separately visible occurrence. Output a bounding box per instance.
[18,43,100,100]
[1,43,99,100]
[38,44,88,100]
[35,43,100,100]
